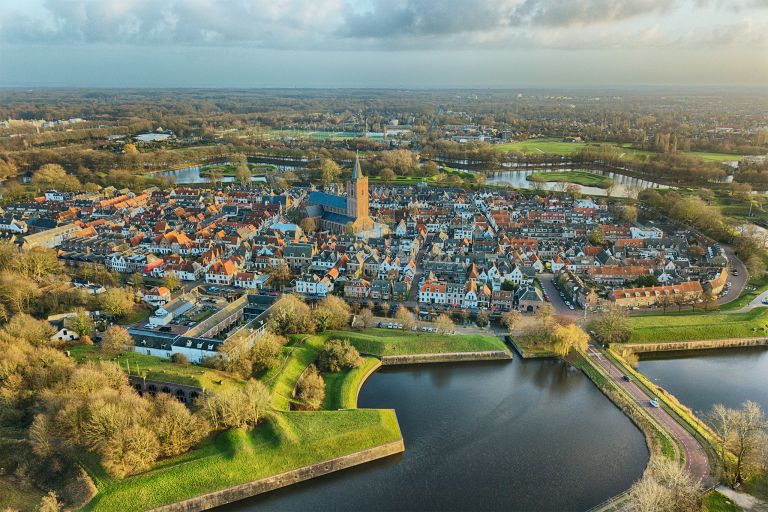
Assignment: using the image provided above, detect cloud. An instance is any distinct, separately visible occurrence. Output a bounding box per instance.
[0,0,765,51]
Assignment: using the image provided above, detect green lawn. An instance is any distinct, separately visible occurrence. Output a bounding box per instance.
[702,490,742,512]
[322,357,380,410]
[320,328,509,357]
[83,410,401,512]
[528,171,612,188]
[200,163,275,177]
[628,308,768,343]
[70,344,243,391]
[682,151,742,163]
[267,335,325,410]
[368,168,477,186]
[510,334,556,358]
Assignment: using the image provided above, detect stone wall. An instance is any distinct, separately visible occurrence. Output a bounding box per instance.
[379,350,512,365]
[149,439,405,512]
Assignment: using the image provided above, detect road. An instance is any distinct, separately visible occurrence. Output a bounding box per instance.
[586,346,710,484]
[718,244,748,306]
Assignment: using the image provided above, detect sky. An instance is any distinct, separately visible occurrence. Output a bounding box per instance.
[1,0,767,88]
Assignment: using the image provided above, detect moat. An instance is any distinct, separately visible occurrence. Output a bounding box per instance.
[221,358,648,511]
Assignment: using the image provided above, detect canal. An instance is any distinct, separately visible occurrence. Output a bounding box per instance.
[637,346,768,418]
[222,358,648,512]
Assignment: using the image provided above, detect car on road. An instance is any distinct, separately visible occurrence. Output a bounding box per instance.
[762,298,768,305]
[568,304,575,310]
[649,398,660,408]
[622,375,631,382]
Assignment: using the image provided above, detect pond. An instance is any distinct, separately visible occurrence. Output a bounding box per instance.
[637,347,768,418]
[221,358,648,511]
[484,168,668,198]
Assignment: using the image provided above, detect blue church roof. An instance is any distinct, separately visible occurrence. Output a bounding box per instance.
[308,191,347,210]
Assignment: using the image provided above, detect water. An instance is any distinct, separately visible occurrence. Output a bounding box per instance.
[148,164,270,184]
[484,168,668,198]
[637,347,768,417]
[222,359,648,512]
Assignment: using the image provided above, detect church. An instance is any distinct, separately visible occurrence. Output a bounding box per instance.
[306,155,375,234]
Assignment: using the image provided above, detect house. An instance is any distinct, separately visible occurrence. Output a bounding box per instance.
[142,286,171,307]
[294,273,333,297]
[609,281,704,308]
[50,328,79,342]
[515,286,543,312]
[205,259,237,285]
[0,216,28,234]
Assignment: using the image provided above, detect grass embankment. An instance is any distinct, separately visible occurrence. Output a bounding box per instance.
[368,168,477,186]
[510,334,556,358]
[702,490,742,512]
[70,345,243,390]
[83,410,401,512]
[321,328,509,356]
[528,170,613,188]
[628,308,768,343]
[570,351,679,462]
[322,357,381,410]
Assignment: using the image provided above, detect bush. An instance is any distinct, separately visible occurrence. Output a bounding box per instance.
[170,353,188,365]
[268,294,314,335]
[317,339,362,373]
[315,295,351,331]
[295,365,325,410]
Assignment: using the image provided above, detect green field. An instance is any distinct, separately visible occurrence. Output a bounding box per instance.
[628,308,768,343]
[368,168,477,186]
[83,410,401,512]
[510,334,556,358]
[528,171,612,188]
[321,328,509,356]
[70,344,243,390]
[494,138,742,164]
[200,162,275,177]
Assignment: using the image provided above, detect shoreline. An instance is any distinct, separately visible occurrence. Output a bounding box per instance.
[620,337,768,354]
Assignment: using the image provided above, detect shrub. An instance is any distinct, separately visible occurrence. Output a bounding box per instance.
[170,353,188,365]
[318,339,362,373]
[295,365,325,410]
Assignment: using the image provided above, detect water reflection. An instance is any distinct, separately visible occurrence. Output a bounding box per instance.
[220,358,647,512]
[484,168,668,197]
[638,347,768,415]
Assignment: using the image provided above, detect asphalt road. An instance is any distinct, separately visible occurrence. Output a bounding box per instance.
[538,274,581,320]
[586,346,710,484]
[718,244,747,306]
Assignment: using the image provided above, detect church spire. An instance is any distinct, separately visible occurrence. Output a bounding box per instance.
[352,151,363,180]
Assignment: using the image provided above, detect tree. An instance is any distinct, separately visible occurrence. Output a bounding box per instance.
[32,164,81,192]
[588,227,605,246]
[476,310,488,327]
[627,458,702,512]
[551,323,589,357]
[251,332,285,374]
[163,272,181,292]
[358,308,375,329]
[380,168,396,182]
[320,159,341,185]
[265,261,292,291]
[501,310,522,332]
[171,353,188,365]
[200,381,271,429]
[710,401,767,487]
[100,326,133,356]
[315,295,351,331]
[0,271,42,315]
[565,183,582,199]
[318,339,362,373]
[746,255,766,280]
[151,394,208,457]
[299,217,316,234]
[618,205,639,224]
[130,272,144,288]
[38,491,62,512]
[395,306,415,331]
[589,307,631,344]
[296,365,325,410]
[69,309,94,337]
[100,287,135,319]
[268,294,314,335]
[529,173,546,190]
[435,313,455,334]
[123,143,139,155]
[235,163,251,185]
[101,425,160,478]
[218,334,253,378]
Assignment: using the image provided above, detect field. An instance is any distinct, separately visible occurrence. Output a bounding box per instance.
[494,138,742,163]
[368,168,477,186]
[200,163,275,177]
[510,334,556,358]
[321,328,509,356]
[628,308,768,343]
[70,344,243,390]
[322,357,381,410]
[701,490,741,512]
[528,170,612,188]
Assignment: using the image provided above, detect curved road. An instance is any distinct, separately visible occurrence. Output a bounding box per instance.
[586,346,710,483]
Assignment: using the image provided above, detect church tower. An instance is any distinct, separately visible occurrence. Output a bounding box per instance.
[346,153,370,221]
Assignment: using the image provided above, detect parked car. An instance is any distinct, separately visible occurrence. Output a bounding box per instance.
[649,398,660,408]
